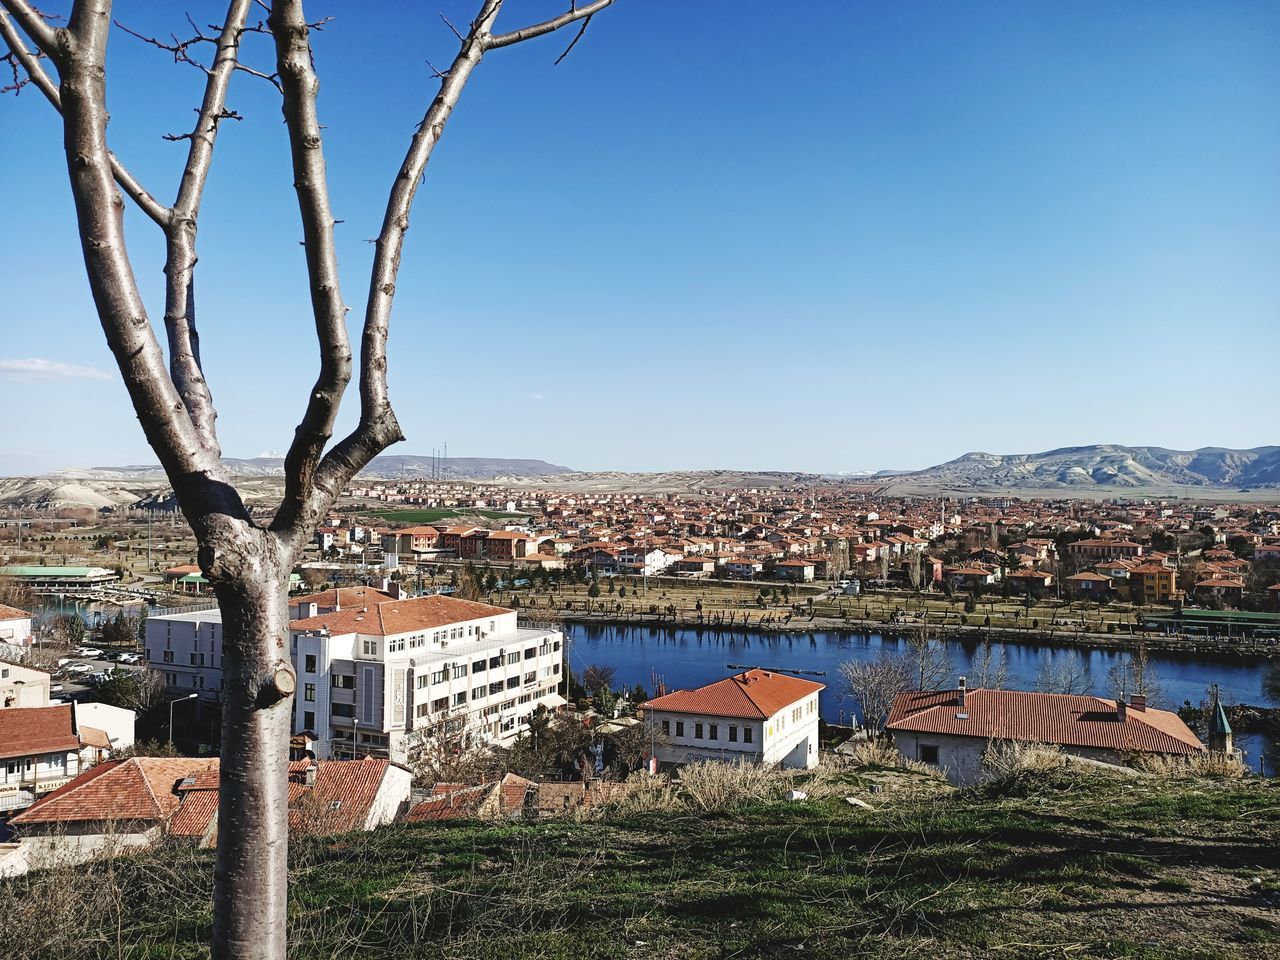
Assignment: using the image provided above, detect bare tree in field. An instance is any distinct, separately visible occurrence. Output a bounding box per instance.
[0,2,621,958]
[839,654,910,732]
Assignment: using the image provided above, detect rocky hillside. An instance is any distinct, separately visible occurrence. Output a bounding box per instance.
[38,455,576,482]
[882,444,1280,495]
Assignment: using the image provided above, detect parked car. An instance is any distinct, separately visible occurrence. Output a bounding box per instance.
[116,653,143,665]
[75,647,105,659]
[64,663,93,675]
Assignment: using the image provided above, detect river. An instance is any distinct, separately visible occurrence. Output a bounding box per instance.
[564,622,1279,776]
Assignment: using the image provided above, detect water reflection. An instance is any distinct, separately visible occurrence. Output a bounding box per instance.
[566,623,1277,776]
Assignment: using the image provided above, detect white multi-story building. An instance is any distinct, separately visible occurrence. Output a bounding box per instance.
[290,594,565,763]
[144,592,566,764]
[144,605,225,701]
[142,588,398,701]
[643,669,825,770]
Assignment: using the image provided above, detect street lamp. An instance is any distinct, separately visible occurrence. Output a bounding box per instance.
[169,693,198,746]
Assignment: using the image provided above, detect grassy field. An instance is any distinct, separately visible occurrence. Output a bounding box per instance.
[527,577,1155,634]
[2,765,1276,959]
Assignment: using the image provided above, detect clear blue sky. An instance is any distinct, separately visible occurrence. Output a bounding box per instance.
[1,0,1277,475]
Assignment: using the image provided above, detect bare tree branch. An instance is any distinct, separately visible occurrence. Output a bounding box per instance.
[553,13,592,66]
[52,0,234,505]
[268,0,354,536]
[296,0,621,533]
[0,0,58,59]
[0,6,171,226]
[161,0,255,454]
[485,0,615,50]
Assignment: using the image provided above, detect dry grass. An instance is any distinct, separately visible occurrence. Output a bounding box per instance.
[1134,751,1248,779]
[982,740,1071,777]
[677,759,785,811]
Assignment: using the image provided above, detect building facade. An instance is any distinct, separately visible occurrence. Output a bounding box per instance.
[643,670,825,770]
[289,595,565,763]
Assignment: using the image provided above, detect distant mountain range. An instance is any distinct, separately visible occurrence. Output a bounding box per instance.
[879,445,1280,494]
[47,456,577,482]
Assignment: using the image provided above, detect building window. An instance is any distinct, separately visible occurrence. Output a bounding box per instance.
[489,656,502,669]
[919,744,939,765]
[675,721,684,737]
[743,727,753,744]
[362,639,377,656]
[709,724,718,741]
[662,720,670,735]
[506,677,520,690]
[452,664,468,680]
[305,655,317,674]
[331,703,353,718]
[453,692,467,707]
[524,647,537,660]
[472,659,486,673]
[728,725,737,742]
[507,653,520,666]
[432,697,448,712]
[694,722,703,739]
[430,669,446,684]
[304,683,316,702]
[163,650,174,664]
[303,710,315,730]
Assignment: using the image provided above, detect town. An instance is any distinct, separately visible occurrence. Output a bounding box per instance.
[1,0,1276,956]
[3,478,1277,871]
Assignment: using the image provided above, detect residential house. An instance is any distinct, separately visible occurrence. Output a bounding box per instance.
[773,559,816,582]
[1064,571,1112,600]
[1068,538,1143,560]
[643,669,825,770]
[2,757,215,877]
[1128,564,1178,605]
[886,683,1203,786]
[1,661,51,708]
[0,704,113,813]
[0,604,33,648]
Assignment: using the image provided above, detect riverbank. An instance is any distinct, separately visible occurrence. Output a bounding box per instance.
[561,611,1280,658]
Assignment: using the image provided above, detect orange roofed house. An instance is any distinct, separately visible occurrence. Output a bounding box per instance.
[886,682,1204,785]
[643,669,825,770]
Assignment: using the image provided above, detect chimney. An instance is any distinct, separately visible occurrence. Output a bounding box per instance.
[1129,694,1146,712]
[388,580,404,601]
[1116,698,1127,722]
[304,762,317,787]
[957,676,967,707]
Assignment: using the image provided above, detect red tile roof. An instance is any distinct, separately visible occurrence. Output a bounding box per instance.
[10,757,217,825]
[887,688,1203,756]
[290,586,395,608]
[0,603,31,620]
[0,704,81,761]
[643,669,824,720]
[290,594,511,636]
[405,773,533,822]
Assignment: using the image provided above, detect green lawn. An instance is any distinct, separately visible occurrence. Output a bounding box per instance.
[5,768,1277,959]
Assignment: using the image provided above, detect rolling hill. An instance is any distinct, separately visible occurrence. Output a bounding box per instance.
[880,444,1280,495]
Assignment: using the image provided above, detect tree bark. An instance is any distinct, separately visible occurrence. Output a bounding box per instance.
[210,538,295,960]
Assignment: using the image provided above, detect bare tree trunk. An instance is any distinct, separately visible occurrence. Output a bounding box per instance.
[211,548,294,960]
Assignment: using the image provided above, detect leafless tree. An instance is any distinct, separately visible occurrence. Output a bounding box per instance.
[902,626,955,691]
[968,638,1009,690]
[0,2,621,958]
[1035,653,1090,695]
[403,708,500,787]
[839,654,911,732]
[1106,641,1162,706]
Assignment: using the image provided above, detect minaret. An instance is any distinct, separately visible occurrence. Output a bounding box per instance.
[1208,686,1233,755]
